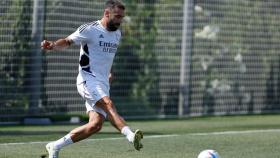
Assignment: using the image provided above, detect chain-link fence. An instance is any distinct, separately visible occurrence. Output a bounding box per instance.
[0,0,279,122]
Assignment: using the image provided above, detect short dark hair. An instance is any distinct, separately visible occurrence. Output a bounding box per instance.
[105,0,125,10]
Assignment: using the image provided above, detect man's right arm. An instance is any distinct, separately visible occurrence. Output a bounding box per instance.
[41,38,73,51]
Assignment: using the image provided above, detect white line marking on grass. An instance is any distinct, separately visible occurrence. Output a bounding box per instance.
[0,134,178,146]
[0,141,48,146]
[1,129,280,146]
[190,129,280,136]
[143,134,179,138]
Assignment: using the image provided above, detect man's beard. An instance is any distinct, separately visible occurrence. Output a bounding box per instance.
[107,20,120,31]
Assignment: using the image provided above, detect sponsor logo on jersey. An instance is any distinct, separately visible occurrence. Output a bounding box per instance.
[99,41,118,53]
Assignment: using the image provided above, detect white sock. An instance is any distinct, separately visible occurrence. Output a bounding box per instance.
[121,126,134,142]
[53,133,73,150]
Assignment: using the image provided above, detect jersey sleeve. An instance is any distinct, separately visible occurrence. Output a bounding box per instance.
[68,24,90,45]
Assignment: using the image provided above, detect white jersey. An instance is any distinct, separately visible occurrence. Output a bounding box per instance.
[68,20,121,86]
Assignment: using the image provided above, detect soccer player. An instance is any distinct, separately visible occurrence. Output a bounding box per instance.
[41,0,143,157]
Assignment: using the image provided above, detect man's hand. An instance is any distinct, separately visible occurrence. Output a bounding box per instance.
[41,40,56,50]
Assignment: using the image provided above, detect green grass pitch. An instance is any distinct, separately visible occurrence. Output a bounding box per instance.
[0,115,280,158]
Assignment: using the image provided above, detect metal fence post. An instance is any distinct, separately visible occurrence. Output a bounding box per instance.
[30,0,45,114]
[179,0,194,117]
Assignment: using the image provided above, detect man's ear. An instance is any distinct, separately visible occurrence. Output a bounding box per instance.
[104,9,110,18]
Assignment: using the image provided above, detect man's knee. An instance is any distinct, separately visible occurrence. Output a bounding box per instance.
[100,97,113,106]
[96,97,115,112]
[87,121,103,134]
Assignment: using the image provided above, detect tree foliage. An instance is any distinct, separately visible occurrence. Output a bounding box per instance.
[193,0,280,114]
[111,0,161,116]
[0,0,32,111]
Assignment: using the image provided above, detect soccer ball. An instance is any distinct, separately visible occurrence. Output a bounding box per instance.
[197,149,220,158]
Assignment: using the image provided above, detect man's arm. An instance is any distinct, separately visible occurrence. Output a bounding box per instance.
[41,38,73,51]
[109,72,113,85]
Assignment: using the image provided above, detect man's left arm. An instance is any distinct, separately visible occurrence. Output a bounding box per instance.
[41,38,73,51]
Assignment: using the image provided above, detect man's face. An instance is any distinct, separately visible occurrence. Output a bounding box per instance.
[107,7,125,31]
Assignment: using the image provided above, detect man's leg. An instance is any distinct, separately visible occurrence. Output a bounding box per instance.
[46,111,104,158]
[69,111,104,142]
[95,96,143,150]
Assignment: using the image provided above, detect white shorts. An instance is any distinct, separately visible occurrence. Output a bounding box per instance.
[77,78,109,118]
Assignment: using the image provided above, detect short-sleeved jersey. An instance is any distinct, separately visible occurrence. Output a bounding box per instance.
[68,20,121,86]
